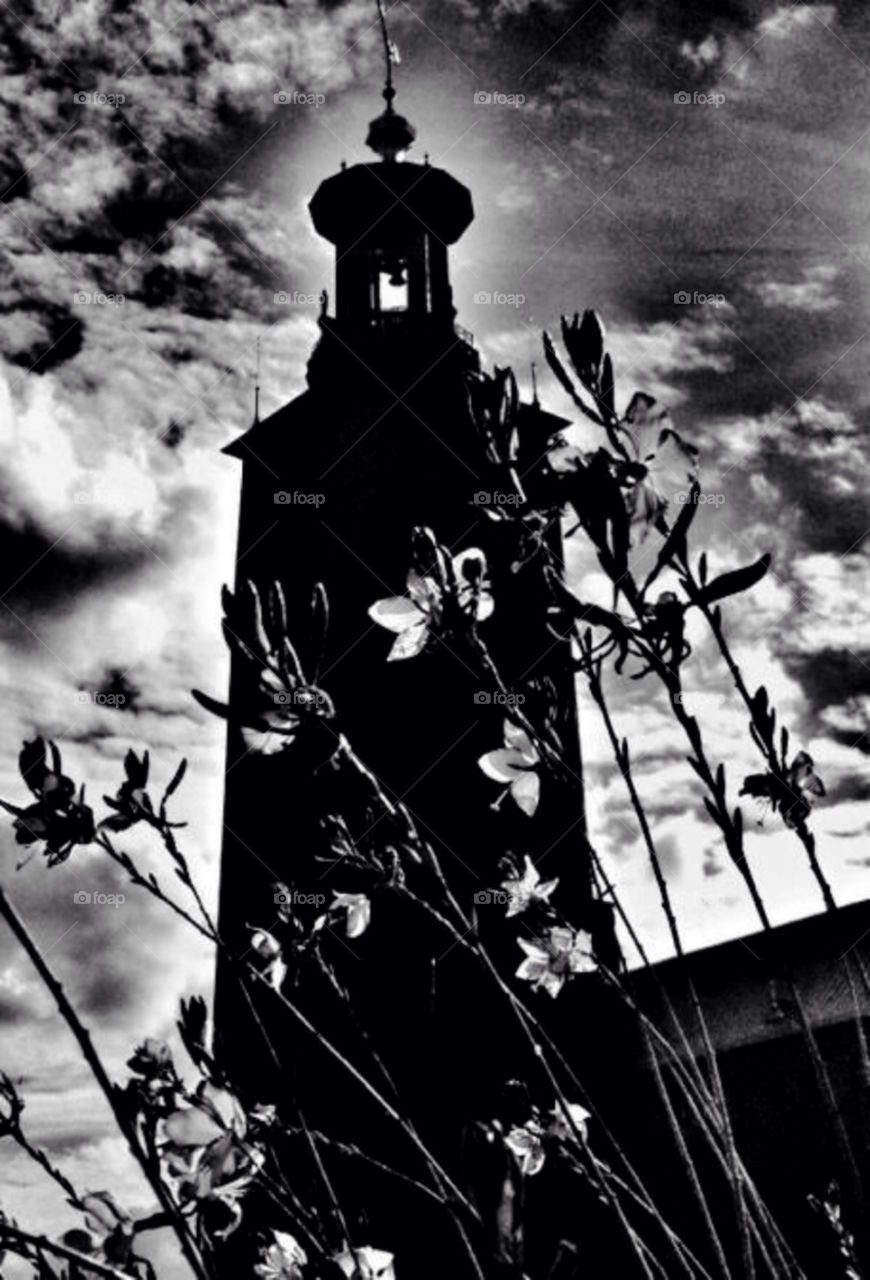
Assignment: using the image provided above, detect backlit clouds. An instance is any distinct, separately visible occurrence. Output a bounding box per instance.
[1,0,870,1255]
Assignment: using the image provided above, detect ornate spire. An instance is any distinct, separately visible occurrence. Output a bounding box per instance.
[366,0,415,160]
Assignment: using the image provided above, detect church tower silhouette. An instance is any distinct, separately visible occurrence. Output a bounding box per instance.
[213,60,599,1279]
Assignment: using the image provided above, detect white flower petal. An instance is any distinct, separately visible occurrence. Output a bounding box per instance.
[478,747,525,784]
[516,957,549,985]
[240,725,296,756]
[510,770,540,817]
[406,570,441,614]
[502,719,531,753]
[250,929,281,960]
[548,443,587,473]
[332,892,371,938]
[550,1102,591,1143]
[473,589,495,622]
[540,969,565,998]
[368,596,425,634]
[387,620,429,661]
[516,937,549,961]
[164,1106,223,1149]
[505,1125,546,1176]
[452,548,487,579]
[335,1245,396,1279]
[549,927,575,954]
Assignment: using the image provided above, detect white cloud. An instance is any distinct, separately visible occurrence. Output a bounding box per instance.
[753,264,840,313]
[758,5,837,41]
[679,33,720,71]
[788,553,870,652]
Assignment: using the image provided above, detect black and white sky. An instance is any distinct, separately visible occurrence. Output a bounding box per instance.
[1,0,870,1266]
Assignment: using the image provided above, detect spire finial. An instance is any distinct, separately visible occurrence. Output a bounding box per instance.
[531,360,539,407]
[367,0,415,160]
[375,0,399,107]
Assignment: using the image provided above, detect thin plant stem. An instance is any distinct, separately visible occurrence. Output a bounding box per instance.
[0,1224,135,1280]
[0,884,210,1280]
[588,659,754,1278]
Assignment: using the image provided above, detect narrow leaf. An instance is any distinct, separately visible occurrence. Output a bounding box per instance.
[643,485,698,592]
[164,758,188,800]
[698,554,771,605]
[191,689,231,721]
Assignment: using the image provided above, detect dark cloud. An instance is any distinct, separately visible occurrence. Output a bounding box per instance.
[0,301,84,372]
[783,648,870,716]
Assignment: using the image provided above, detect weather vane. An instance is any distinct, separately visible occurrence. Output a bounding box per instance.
[375,0,401,106]
[367,1,414,159]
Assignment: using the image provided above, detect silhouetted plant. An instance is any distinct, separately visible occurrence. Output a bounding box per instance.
[0,309,865,1280]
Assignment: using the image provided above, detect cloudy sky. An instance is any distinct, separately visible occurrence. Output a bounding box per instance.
[1,0,870,1265]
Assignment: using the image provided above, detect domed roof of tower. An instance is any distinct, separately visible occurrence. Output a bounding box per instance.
[309,72,473,249]
[366,101,416,160]
[309,156,473,247]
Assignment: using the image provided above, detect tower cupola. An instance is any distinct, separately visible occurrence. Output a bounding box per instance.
[308,70,473,337]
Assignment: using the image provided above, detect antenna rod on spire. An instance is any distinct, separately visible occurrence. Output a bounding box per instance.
[375,0,400,104]
[531,360,539,406]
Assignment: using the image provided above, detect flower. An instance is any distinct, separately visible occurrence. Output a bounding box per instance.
[193,580,334,757]
[515,927,596,998]
[169,1132,265,1238]
[163,1084,261,1238]
[250,1102,278,1128]
[368,548,493,661]
[164,1082,246,1148]
[255,1230,308,1279]
[0,738,95,865]
[741,750,825,830]
[61,1191,135,1269]
[331,892,371,939]
[478,721,540,817]
[334,1245,396,1279]
[250,928,287,991]
[126,1038,177,1110]
[548,1102,591,1144]
[127,1038,173,1079]
[616,392,698,533]
[547,442,588,474]
[500,855,558,916]
[101,749,153,831]
[505,1121,546,1176]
